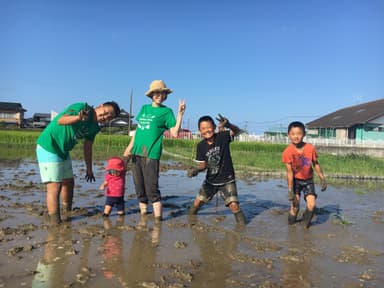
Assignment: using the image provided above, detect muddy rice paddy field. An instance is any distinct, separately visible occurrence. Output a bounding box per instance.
[0,159,383,287]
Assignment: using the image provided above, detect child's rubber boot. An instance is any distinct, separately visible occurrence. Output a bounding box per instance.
[153,201,162,222]
[302,209,315,228]
[234,210,246,225]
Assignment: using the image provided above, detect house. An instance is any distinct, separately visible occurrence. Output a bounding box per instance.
[306,99,384,142]
[0,102,27,128]
[164,128,193,139]
[105,109,134,128]
[32,113,51,128]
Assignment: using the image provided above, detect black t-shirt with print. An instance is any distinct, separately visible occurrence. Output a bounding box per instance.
[196,130,235,185]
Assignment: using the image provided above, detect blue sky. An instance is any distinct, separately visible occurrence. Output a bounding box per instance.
[1,0,383,134]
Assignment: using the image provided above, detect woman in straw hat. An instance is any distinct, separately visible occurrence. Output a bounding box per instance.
[123,80,186,222]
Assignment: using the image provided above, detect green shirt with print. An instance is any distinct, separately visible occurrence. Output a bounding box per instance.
[132,104,176,160]
[36,103,100,160]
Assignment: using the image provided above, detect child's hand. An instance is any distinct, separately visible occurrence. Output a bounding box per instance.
[288,189,295,201]
[122,155,131,168]
[321,179,327,191]
[187,167,199,178]
[178,99,186,114]
[216,113,230,128]
[99,181,108,190]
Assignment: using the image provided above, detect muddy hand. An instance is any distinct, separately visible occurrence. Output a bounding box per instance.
[85,172,95,182]
[216,113,230,128]
[187,167,199,178]
[321,179,327,191]
[78,109,89,121]
[288,189,295,201]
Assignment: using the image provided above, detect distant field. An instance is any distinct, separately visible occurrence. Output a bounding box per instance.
[1,130,383,179]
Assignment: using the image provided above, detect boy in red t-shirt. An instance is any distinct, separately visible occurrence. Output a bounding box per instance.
[100,157,126,217]
[282,121,327,228]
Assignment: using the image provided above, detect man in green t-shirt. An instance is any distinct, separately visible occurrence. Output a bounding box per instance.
[36,101,120,225]
[124,80,186,222]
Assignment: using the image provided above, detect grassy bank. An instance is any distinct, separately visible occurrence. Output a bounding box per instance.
[1,130,384,179]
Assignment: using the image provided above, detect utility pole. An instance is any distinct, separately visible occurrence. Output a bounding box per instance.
[128,89,133,135]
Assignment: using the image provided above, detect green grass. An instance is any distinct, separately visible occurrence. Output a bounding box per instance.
[1,130,383,179]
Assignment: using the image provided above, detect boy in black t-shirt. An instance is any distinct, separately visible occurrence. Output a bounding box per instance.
[187,115,246,225]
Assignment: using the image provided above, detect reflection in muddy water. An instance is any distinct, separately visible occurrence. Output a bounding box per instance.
[31,225,74,287]
[188,218,242,288]
[281,227,315,287]
[101,217,125,283]
[122,215,161,287]
[0,159,384,287]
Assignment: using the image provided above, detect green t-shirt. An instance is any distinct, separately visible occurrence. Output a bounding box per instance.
[36,103,100,159]
[132,104,176,160]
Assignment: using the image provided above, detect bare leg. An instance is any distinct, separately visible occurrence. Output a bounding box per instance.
[153,201,162,221]
[139,202,148,215]
[306,195,316,212]
[104,205,112,216]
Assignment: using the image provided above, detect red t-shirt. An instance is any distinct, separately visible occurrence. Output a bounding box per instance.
[104,173,125,197]
[282,143,318,180]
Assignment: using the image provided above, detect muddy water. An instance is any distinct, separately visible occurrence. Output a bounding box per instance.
[0,159,383,287]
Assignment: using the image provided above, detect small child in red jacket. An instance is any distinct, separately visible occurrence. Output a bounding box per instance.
[100,156,126,217]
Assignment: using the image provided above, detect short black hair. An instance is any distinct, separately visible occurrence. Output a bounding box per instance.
[288,121,306,133]
[198,115,216,129]
[104,101,120,117]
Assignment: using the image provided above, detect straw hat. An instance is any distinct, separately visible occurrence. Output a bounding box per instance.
[145,80,173,97]
[105,156,125,172]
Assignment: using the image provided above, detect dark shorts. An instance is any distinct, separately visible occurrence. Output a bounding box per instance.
[105,196,125,211]
[197,181,239,206]
[131,155,161,204]
[293,178,317,200]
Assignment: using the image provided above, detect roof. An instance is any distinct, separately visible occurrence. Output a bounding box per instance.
[0,102,26,112]
[33,113,51,118]
[306,98,384,129]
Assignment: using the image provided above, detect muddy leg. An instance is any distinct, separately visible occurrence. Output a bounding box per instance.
[302,209,315,228]
[288,195,300,225]
[61,178,74,222]
[46,182,62,225]
[188,198,203,215]
[302,195,316,228]
[234,210,246,225]
[229,202,246,225]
